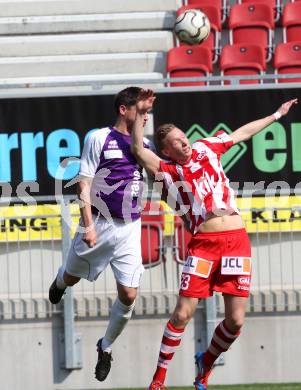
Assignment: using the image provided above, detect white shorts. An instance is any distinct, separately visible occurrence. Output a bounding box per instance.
[65,216,144,287]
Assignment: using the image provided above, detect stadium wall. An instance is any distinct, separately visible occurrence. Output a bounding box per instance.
[1,312,301,390]
[1,214,301,390]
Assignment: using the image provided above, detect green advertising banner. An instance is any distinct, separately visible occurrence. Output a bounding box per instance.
[0,88,300,196]
[154,88,301,190]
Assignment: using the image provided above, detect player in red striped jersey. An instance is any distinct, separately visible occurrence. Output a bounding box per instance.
[131,90,297,390]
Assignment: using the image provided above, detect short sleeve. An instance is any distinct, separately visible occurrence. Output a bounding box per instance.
[79,132,102,178]
[198,130,233,155]
[143,136,155,152]
[159,160,176,176]
[157,160,180,185]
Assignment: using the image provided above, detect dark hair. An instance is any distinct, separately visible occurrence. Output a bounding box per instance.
[114,86,142,114]
[154,123,176,152]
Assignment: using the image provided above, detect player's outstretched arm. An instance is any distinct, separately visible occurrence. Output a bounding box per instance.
[131,89,161,176]
[230,98,298,145]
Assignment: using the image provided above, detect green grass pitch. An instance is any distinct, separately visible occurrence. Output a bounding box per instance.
[107,385,301,390]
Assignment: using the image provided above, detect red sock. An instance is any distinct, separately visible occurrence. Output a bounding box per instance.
[152,320,184,384]
[203,319,240,367]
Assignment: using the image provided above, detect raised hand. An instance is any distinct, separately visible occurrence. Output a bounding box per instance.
[136,89,156,115]
[277,98,298,117]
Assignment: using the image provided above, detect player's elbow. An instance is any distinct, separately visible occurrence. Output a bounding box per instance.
[137,155,159,177]
[132,146,145,163]
[131,144,141,157]
[77,178,92,196]
[231,133,250,144]
[146,165,160,177]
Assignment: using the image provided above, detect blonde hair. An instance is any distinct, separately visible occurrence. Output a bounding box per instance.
[154,123,176,152]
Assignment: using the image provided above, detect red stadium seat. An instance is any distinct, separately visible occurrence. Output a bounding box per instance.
[173,216,192,265]
[274,42,301,83]
[220,44,266,84]
[236,0,281,22]
[229,3,274,62]
[167,46,212,87]
[176,4,221,63]
[282,2,301,43]
[186,0,227,23]
[141,201,165,269]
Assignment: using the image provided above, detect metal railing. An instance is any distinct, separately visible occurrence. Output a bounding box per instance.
[0,73,300,98]
[0,197,300,320]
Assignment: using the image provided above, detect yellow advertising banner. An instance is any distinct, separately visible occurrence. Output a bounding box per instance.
[161,196,301,234]
[0,196,301,242]
[237,196,301,233]
[0,204,80,242]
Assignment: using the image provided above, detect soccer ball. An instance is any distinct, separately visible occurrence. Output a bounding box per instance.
[174,9,211,45]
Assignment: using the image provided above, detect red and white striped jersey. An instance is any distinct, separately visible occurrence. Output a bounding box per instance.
[159,130,239,233]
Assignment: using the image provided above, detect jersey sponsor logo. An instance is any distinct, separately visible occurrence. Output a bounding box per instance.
[192,173,216,198]
[196,151,206,161]
[183,256,213,278]
[131,170,142,198]
[108,140,118,149]
[237,285,250,291]
[238,276,251,285]
[221,256,251,275]
[104,150,123,159]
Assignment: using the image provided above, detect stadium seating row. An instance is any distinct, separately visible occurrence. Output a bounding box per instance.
[184,0,301,24]
[168,1,301,85]
[178,2,301,63]
[167,42,301,85]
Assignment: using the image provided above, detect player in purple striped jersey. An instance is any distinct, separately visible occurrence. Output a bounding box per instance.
[48,87,151,382]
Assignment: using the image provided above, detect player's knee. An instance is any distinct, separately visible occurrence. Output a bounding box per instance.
[226,317,244,333]
[120,296,135,306]
[170,310,192,328]
[63,272,80,286]
[118,290,137,306]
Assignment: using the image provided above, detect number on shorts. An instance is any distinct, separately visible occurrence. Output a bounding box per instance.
[180,274,191,290]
